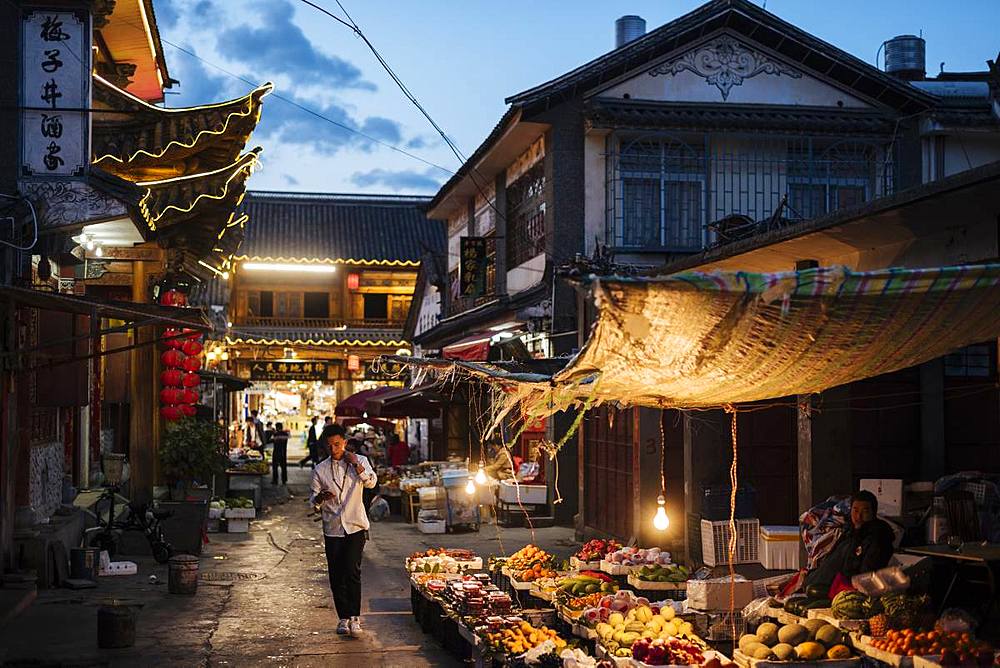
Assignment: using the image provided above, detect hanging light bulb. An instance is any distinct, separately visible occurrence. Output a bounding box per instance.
[465,476,476,495]
[653,495,670,531]
[85,235,96,251]
[474,461,487,485]
[94,245,103,257]
[222,271,231,280]
[220,351,229,361]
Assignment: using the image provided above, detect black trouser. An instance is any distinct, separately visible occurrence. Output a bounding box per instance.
[298,442,317,467]
[323,530,367,619]
[271,443,287,484]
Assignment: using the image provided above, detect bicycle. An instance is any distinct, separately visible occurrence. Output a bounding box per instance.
[85,487,174,564]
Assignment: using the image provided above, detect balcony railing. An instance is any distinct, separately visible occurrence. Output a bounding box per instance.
[607,132,895,252]
[241,316,404,330]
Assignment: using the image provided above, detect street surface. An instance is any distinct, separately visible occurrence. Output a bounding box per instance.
[0,444,575,667]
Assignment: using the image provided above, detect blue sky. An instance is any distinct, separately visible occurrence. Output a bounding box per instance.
[153,0,1000,195]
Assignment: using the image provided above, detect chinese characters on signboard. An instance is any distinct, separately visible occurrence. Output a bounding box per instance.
[364,358,408,382]
[459,237,487,298]
[21,11,89,177]
[248,361,328,381]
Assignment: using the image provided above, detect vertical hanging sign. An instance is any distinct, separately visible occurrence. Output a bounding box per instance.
[21,10,90,177]
[459,237,487,298]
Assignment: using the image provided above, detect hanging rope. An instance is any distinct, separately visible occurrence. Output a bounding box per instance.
[724,404,740,642]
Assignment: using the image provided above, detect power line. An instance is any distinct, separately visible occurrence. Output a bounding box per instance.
[120,18,455,176]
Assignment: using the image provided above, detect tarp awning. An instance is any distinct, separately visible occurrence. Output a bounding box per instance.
[366,385,443,419]
[442,333,492,361]
[391,264,1000,416]
[335,386,396,417]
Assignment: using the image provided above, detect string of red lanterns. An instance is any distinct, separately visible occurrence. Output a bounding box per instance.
[158,288,203,421]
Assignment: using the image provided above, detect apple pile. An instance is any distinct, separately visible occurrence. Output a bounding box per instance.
[574,538,622,563]
[605,546,673,567]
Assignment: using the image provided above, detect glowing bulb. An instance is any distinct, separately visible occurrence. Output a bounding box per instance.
[222,271,230,280]
[94,246,103,257]
[206,351,218,361]
[465,477,476,495]
[220,351,229,361]
[226,321,233,328]
[474,464,487,485]
[653,495,669,531]
[85,237,95,251]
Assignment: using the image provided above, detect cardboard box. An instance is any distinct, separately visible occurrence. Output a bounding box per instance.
[685,577,755,611]
[859,479,903,517]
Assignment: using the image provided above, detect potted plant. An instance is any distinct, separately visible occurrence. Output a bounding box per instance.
[158,417,225,554]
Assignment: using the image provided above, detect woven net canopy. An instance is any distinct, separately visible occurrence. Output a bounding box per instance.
[398,264,1000,420]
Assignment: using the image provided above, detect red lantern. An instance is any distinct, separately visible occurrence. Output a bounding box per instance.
[161,369,184,387]
[180,389,199,404]
[163,329,185,349]
[181,340,203,356]
[160,388,182,404]
[180,404,198,417]
[181,372,200,388]
[347,273,360,290]
[160,406,183,421]
[161,350,186,368]
[182,328,201,340]
[160,290,187,307]
[182,356,201,372]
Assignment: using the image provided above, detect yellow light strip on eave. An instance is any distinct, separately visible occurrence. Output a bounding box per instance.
[92,81,272,168]
[225,337,407,347]
[232,255,419,267]
[137,152,260,231]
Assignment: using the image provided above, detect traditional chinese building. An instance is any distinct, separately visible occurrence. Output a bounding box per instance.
[0,0,269,569]
[190,191,444,425]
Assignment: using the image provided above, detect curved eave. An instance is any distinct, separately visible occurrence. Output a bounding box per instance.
[225,336,407,347]
[231,255,421,267]
[92,75,272,180]
[136,149,261,232]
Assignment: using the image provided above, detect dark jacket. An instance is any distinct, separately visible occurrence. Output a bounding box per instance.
[307,424,319,446]
[805,518,895,591]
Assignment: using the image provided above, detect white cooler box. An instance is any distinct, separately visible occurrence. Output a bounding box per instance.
[417,516,446,534]
[759,525,801,570]
[498,479,546,505]
[686,576,755,611]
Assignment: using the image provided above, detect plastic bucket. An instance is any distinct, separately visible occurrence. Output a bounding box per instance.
[70,547,100,580]
[167,554,199,595]
[97,603,135,648]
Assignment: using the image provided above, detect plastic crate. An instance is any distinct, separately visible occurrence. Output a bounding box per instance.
[700,484,757,521]
[700,518,760,566]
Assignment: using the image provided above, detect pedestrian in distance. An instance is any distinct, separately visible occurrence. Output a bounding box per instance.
[299,416,320,468]
[264,421,274,447]
[310,423,377,638]
[271,422,289,485]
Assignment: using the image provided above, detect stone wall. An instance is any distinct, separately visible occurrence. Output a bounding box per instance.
[30,441,64,520]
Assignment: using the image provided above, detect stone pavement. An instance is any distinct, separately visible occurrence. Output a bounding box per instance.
[0,462,576,667]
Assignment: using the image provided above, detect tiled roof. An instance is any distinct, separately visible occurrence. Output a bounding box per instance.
[226,326,406,347]
[237,191,444,265]
[586,100,897,135]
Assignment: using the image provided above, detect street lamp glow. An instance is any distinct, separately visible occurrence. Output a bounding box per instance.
[465,477,476,495]
[242,262,336,273]
[653,495,669,531]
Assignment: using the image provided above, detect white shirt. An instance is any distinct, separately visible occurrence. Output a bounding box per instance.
[310,455,377,537]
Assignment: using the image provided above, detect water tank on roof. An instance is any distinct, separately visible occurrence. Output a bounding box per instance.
[615,15,646,49]
[884,34,925,81]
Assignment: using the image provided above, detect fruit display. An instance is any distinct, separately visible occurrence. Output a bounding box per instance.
[604,546,673,567]
[595,602,702,658]
[634,563,690,583]
[484,620,566,655]
[784,594,833,617]
[224,497,254,509]
[573,539,622,563]
[410,547,477,560]
[737,620,854,661]
[878,592,932,630]
[558,573,619,596]
[576,591,652,627]
[869,628,995,663]
[506,544,555,572]
[513,562,559,582]
[830,589,876,620]
[408,554,464,573]
[632,637,734,667]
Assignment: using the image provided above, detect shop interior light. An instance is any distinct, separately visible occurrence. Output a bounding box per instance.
[85,236,96,251]
[94,245,103,257]
[653,495,670,531]
[206,350,218,361]
[220,351,229,361]
[488,321,520,332]
[242,262,336,273]
[221,271,231,280]
[226,321,233,328]
[474,462,487,485]
[465,476,476,495]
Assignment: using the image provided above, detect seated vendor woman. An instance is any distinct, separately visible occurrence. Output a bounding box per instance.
[805,490,896,593]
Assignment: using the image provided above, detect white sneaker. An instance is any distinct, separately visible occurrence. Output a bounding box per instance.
[336,619,349,635]
[348,616,363,638]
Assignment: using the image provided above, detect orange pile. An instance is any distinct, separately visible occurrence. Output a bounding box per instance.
[870,629,993,662]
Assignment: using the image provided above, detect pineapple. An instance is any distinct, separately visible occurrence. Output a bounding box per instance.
[868,613,888,638]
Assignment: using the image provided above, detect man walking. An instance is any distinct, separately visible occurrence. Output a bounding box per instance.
[299,416,320,468]
[310,423,377,638]
[271,422,289,485]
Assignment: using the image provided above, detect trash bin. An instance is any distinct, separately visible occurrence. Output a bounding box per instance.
[98,603,135,648]
[70,547,101,580]
[167,554,199,595]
